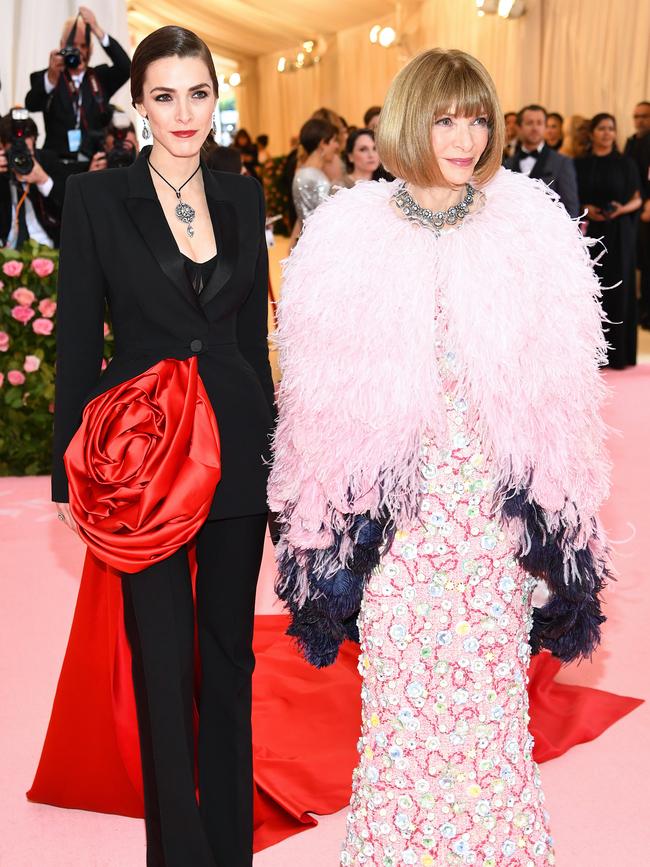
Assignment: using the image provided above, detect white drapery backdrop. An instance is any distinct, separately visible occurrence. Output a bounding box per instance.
[256,0,650,153]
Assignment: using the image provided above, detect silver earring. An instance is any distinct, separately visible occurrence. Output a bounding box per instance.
[142,117,150,140]
[212,113,218,136]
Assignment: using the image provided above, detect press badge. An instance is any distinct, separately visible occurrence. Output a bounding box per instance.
[67,129,82,153]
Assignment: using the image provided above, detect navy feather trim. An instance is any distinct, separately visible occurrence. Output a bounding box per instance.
[501,489,610,662]
[275,513,389,668]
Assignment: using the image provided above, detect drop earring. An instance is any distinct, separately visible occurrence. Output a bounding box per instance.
[212,113,218,136]
[142,117,151,140]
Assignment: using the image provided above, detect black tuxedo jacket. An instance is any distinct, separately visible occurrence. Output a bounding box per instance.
[52,147,275,520]
[0,149,66,246]
[25,37,131,158]
[505,144,580,217]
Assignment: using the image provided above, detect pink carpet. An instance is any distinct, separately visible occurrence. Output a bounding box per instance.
[1,367,649,866]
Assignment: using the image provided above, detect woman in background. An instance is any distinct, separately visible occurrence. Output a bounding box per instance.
[545,111,564,150]
[339,127,381,188]
[289,116,338,248]
[576,112,642,368]
[233,127,259,177]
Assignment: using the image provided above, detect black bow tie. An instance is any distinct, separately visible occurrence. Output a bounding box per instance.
[520,149,540,161]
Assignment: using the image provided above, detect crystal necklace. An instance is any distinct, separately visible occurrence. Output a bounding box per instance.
[147,157,201,238]
[392,181,475,236]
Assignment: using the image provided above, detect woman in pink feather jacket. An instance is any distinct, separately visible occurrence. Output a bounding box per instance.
[269,49,610,866]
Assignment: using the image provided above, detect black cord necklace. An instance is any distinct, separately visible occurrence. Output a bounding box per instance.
[147,157,201,238]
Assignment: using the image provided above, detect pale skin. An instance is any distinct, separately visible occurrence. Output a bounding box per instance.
[47,6,105,86]
[346,133,380,182]
[583,118,642,223]
[55,54,218,530]
[516,108,546,152]
[545,116,563,148]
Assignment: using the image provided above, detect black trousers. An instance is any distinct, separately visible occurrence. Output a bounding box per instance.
[121,514,268,867]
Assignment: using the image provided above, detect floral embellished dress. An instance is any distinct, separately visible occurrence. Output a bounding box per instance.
[340,329,555,867]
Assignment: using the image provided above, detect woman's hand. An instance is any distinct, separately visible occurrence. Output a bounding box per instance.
[585,204,606,222]
[54,502,79,535]
[607,200,624,219]
[641,200,650,223]
[531,578,552,608]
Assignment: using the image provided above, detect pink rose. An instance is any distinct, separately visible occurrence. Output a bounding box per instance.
[31,257,55,278]
[12,287,36,306]
[24,354,41,373]
[101,358,108,371]
[0,331,9,352]
[2,260,24,277]
[32,317,54,336]
[0,372,4,387]
[0,280,4,290]
[48,401,55,413]
[7,370,26,386]
[103,322,110,337]
[12,305,35,324]
[38,298,57,318]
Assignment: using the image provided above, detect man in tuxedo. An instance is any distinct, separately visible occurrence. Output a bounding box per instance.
[624,101,650,326]
[24,6,130,161]
[505,104,579,217]
[0,112,66,249]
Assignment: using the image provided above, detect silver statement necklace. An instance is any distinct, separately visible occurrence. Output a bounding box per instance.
[148,158,201,237]
[393,181,475,235]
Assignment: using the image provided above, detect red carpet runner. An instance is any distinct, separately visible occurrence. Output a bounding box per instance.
[27,553,642,853]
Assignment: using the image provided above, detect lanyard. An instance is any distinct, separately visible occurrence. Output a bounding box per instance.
[63,71,83,129]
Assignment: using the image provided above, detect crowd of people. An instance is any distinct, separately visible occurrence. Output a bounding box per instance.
[3,6,648,372]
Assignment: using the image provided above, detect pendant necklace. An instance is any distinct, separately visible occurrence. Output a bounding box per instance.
[392,182,475,236]
[147,157,201,237]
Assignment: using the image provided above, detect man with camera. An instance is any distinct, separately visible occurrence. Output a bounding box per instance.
[0,110,66,249]
[87,112,139,172]
[24,6,130,161]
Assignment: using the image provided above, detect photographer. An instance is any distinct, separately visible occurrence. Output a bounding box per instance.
[87,113,139,172]
[0,110,66,249]
[24,6,130,161]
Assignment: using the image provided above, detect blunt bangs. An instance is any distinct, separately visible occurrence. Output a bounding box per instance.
[377,48,505,189]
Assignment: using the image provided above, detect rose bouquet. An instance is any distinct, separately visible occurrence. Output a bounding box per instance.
[0,242,113,475]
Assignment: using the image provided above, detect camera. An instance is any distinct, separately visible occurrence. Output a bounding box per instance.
[58,46,82,69]
[106,119,136,169]
[7,109,34,175]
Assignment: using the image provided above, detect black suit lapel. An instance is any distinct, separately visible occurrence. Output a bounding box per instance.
[200,193,238,308]
[529,144,551,180]
[125,148,199,310]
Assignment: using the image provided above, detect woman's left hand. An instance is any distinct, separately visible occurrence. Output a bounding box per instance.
[607,201,624,219]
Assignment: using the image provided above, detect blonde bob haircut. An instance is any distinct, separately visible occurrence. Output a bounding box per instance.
[377,48,505,188]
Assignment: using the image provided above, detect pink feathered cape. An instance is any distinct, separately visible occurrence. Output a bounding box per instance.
[268,169,611,667]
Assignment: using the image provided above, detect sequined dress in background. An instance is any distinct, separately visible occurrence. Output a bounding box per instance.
[291,166,331,222]
[340,327,555,867]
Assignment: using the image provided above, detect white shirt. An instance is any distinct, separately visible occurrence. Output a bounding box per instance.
[7,179,55,249]
[519,141,545,177]
[43,32,111,94]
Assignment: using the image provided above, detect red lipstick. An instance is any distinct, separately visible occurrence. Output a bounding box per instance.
[171,130,198,138]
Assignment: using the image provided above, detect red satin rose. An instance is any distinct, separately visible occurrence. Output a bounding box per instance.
[65,357,220,573]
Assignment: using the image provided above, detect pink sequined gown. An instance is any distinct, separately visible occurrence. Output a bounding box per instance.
[341,332,555,867]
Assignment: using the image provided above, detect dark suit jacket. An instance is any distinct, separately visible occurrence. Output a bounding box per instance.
[624,133,650,200]
[0,148,67,246]
[52,146,275,521]
[25,37,131,158]
[505,144,580,217]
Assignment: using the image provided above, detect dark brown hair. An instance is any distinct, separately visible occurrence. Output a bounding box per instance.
[516,104,547,126]
[130,26,219,106]
[299,118,338,155]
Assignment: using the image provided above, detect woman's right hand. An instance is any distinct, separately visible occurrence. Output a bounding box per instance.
[55,502,79,534]
[585,204,606,222]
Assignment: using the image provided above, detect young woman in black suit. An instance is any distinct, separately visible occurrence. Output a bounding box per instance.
[52,26,274,867]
